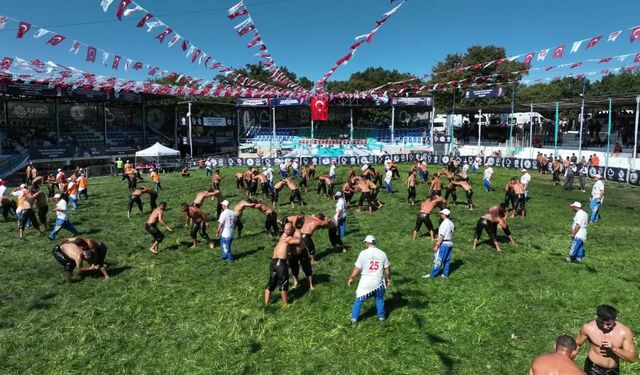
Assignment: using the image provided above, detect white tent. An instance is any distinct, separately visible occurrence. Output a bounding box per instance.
[135,142,180,158]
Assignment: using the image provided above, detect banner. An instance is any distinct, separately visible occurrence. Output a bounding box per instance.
[390,97,433,106]
[464,87,505,99]
[237,98,270,107]
[202,117,229,127]
[271,97,309,107]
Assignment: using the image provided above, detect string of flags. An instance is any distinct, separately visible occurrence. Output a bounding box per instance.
[226,0,309,94]
[422,25,640,80]
[100,0,300,97]
[315,0,407,93]
[0,55,296,98]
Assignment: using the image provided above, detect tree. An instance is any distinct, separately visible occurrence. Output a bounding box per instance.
[325,67,414,93]
[427,45,528,112]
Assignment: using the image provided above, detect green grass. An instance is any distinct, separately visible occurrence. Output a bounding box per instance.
[1,165,639,374]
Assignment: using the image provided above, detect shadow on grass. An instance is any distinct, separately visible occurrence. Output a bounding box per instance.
[83,228,102,235]
[289,274,331,302]
[82,266,131,279]
[315,247,349,262]
[165,241,193,251]
[360,291,409,321]
[234,248,263,261]
[448,259,464,276]
[435,349,456,375]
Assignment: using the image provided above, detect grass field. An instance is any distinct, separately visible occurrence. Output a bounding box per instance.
[1,164,639,374]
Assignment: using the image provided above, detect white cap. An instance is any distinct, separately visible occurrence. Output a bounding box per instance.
[57,168,62,172]
[19,183,26,188]
[439,208,451,216]
[570,201,582,208]
[221,200,229,206]
[53,193,61,199]
[593,174,601,179]
[335,191,342,197]
[521,169,527,172]
[362,235,376,244]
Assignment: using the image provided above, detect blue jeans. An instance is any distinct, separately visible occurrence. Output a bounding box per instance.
[154,182,161,191]
[430,243,453,277]
[483,178,492,192]
[69,195,78,210]
[280,171,288,180]
[419,171,426,182]
[338,217,346,238]
[385,182,392,193]
[48,218,78,240]
[589,198,601,222]
[568,237,585,260]
[351,285,385,321]
[472,165,478,173]
[220,236,234,261]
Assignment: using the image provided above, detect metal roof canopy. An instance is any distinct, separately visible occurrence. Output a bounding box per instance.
[454,92,640,116]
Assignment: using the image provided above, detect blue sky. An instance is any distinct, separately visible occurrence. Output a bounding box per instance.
[1,0,640,89]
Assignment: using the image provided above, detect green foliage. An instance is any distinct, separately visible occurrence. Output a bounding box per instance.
[325,67,415,93]
[1,166,639,374]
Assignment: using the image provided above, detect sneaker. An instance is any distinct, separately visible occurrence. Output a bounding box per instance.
[575,258,583,263]
[441,275,448,279]
[421,274,432,279]
[350,319,357,325]
[565,257,573,263]
[378,317,385,322]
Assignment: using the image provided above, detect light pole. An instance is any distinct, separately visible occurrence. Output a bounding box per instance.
[578,79,586,161]
[178,101,194,157]
[634,95,640,169]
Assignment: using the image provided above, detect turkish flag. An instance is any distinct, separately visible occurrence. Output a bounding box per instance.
[137,13,153,28]
[631,27,640,43]
[46,34,66,46]
[311,97,328,121]
[635,53,640,63]
[599,57,612,63]
[116,0,132,21]
[86,46,97,62]
[586,36,602,49]
[552,45,565,59]
[155,27,173,44]
[133,61,143,70]
[1,57,13,70]
[523,52,535,65]
[16,21,31,38]
[112,55,121,70]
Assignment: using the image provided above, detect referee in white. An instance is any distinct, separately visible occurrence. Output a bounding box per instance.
[423,208,455,279]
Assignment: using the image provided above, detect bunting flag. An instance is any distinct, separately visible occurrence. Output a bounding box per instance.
[0,16,8,30]
[112,55,121,70]
[586,36,602,49]
[537,49,549,61]
[570,40,584,54]
[102,51,110,65]
[101,0,115,12]
[315,0,407,92]
[168,34,180,47]
[631,26,640,43]
[86,46,97,62]
[116,0,133,21]
[32,28,50,39]
[1,57,13,70]
[523,52,535,65]
[552,45,565,59]
[570,62,582,69]
[137,13,153,28]
[69,41,81,55]
[599,57,612,63]
[608,30,622,42]
[45,34,66,47]
[16,22,31,38]
[155,27,173,44]
[635,53,640,63]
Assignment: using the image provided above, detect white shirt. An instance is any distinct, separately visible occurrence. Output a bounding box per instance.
[279,162,287,171]
[56,199,68,221]
[354,246,390,298]
[591,180,604,200]
[205,160,212,169]
[520,173,531,185]
[384,170,392,184]
[335,197,346,221]
[384,160,392,170]
[484,167,494,180]
[572,209,588,240]
[292,161,299,171]
[0,185,6,198]
[329,165,336,177]
[438,218,455,242]
[218,208,236,238]
[462,164,469,175]
[263,168,273,182]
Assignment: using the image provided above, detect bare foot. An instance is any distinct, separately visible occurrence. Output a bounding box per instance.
[190,244,198,249]
[149,247,158,254]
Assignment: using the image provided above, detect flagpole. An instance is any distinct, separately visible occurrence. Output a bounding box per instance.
[391,105,395,145]
[450,89,456,153]
[187,102,193,157]
[605,97,612,171]
[272,106,276,157]
[529,103,534,158]
[350,108,354,144]
[509,84,515,156]
[578,79,586,161]
[634,96,640,170]
[477,108,482,151]
[311,119,314,141]
[554,102,559,156]
[430,101,436,150]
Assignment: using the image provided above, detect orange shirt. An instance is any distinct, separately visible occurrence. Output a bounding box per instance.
[68,182,78,195]
[152,172,160,182]
[78,176,87,189]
